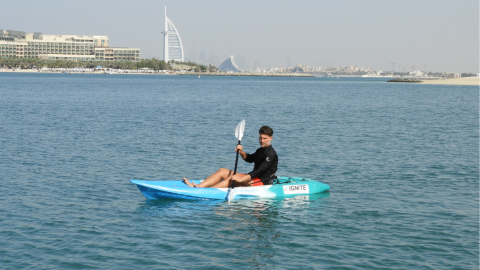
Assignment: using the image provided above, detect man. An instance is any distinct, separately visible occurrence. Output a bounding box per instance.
[183,126,278,188]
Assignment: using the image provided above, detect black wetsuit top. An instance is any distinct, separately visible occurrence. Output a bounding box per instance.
[245,145,278,184]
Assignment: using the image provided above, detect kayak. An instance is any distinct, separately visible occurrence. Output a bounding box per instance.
[130,177,330,201]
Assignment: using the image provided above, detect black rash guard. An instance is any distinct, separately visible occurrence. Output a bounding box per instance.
[245,145,278,184]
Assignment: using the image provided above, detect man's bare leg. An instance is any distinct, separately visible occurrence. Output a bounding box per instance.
[210,178,252,188]
[210,178,233,188]
[196,168,233,188]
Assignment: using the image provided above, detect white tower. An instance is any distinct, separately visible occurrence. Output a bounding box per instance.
[163,6,184,63]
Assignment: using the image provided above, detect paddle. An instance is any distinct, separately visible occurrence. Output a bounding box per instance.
[233,119,245,176]
[228,120,245,202]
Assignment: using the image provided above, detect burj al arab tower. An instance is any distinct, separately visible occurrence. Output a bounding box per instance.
[163,6,184,63]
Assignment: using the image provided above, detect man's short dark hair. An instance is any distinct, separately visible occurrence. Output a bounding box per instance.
[259,126,273,136]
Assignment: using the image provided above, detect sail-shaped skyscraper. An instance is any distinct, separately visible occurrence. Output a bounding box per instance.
[218,56,243,72]
[163,6,184,63]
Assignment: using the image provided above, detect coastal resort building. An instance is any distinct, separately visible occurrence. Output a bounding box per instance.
[0,29,140,61]
[162,6,184,63]
[218,55,243,72]
[172,64,193,72]
[292,65,305,72]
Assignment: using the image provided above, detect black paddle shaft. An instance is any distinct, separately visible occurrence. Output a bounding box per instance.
[231,140,242,189]
[233,140,241,175]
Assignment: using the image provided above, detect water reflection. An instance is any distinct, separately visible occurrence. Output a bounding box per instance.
[135,192,330,215]
[213,192,330,268]
[133,192,330,269]
[135,197,220,218]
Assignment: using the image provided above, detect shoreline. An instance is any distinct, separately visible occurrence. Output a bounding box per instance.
[419,76,479,86]
[1,69,477,84]
[179,72,313,77]
[0,69,312,77]
[0,68,174,75]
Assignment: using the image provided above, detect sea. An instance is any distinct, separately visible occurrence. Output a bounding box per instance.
[0,73,478,270]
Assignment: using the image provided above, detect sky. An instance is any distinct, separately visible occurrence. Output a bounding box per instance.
[2,0,479,72]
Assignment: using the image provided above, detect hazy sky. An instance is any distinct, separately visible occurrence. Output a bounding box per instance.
[3,0,479,72]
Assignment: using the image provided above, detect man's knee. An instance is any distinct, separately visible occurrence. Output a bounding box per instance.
[218,168,232,177]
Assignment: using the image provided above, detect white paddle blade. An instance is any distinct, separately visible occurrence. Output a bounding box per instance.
[235,120,246,141]
[227,188,238,203]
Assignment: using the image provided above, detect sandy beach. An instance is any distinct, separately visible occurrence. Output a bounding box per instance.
[420,77,479,86]
[0,68,311,77]
[0,69,40,73]
[1,69,478,83]
[0,68,173,75]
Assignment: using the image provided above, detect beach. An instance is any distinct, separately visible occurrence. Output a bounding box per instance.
[0,68,40,73]
[0,68,172,75]
[0,68,311,77]
[420,76,479,86]
[1,69,478,83]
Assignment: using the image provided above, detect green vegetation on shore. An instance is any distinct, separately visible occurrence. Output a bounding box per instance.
[0,57,217,71]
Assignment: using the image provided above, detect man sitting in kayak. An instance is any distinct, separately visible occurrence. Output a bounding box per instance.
[183,126,278,188]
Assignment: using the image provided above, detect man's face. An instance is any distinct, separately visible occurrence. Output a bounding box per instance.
[259,134,272,147]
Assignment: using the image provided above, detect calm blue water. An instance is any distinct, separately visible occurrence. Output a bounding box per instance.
[0,73,478,269]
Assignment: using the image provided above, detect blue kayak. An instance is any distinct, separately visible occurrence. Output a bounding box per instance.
[130,177,330,200]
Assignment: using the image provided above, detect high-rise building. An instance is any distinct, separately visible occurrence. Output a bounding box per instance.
[163,6,184,63]
[208,52,219,67]
[199,51,206,65]
[0,29,140,61]
[218,56,243,72]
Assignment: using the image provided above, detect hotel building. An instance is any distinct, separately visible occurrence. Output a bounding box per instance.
[163,7,184,63]
[0,29,140,61]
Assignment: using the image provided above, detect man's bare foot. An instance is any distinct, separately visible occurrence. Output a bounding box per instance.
[183,177,199,188]
[183,177,194,187]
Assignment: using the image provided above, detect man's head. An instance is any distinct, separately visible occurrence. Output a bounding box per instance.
[259,126,273,147]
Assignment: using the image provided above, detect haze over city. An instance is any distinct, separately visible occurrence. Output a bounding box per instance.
[2,0,479,73]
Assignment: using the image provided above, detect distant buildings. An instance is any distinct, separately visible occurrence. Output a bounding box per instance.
[241,64,378,74]
[218,55,243,72]
[0,29,140,61]
[163,6,184,63]
[409,70,425,77]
